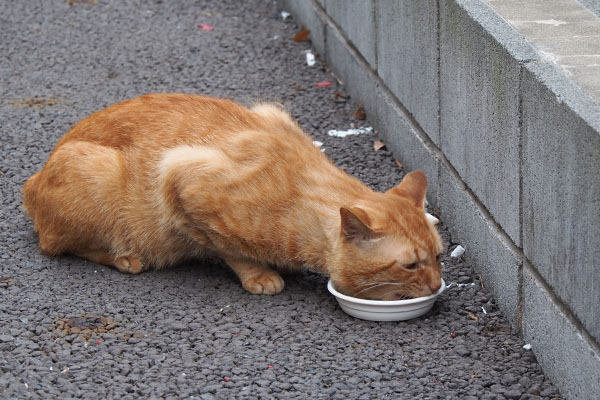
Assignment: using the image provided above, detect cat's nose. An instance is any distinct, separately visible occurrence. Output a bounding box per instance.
[429,281,441,293]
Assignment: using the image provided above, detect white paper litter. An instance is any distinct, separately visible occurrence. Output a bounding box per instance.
[451,245,465,258]
[425,213,439,225]
[523,343,532,350]
[281,11,290,20]
[481,306,488,314]
[446,282,475,288]
[328,126,373,138]
[312,140,323,147]
[306,51,316,66]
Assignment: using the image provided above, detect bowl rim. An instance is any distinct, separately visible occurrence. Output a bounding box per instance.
[327,278,445,306]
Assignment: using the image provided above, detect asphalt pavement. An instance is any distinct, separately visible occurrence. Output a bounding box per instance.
[0,1,560,399]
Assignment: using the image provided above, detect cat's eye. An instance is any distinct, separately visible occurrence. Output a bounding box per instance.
[405,262,419,270]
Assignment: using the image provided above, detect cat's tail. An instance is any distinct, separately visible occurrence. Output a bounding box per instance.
[22,171,41,223]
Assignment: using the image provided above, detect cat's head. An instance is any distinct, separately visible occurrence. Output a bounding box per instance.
[330,171,444,300]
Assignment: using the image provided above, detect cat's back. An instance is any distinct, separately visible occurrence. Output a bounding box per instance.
[54,93,265,151]
[54,93,325,179]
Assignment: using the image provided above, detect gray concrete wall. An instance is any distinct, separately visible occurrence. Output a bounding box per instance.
[279,0,600,399]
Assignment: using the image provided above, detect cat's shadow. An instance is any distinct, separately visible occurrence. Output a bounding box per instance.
[56,255,444,325]
[64,255,329,303]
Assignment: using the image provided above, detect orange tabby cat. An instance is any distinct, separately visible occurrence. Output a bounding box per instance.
[22,93,443,300]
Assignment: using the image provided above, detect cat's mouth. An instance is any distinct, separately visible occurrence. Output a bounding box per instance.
[360,288,416,301]
[379,292,413,301]
[347,282,418,301]
[365,284,439,301]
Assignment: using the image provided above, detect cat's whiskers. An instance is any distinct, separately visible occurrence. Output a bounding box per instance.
[380,287,413,300]
[353,281,407,297]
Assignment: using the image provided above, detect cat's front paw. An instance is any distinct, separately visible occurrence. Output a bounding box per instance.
[242,272,285,295]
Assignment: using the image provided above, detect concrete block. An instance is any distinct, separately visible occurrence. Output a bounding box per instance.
[439,0,538,245]
[439,166,521,328]
[324,23,377,124]
[376,0,440,143]
[487,0,600,103]
[325,0,376,68]
[522,266,600,400]
[324,18,439,206]
[375,87,440,209]
[521,60,600,343]
[278,0,326,57]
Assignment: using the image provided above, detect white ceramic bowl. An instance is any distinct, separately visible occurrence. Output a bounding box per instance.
[327,279,445,321]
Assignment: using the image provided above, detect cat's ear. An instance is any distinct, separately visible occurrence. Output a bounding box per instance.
[340,207,378,243]
[387,170,427,209]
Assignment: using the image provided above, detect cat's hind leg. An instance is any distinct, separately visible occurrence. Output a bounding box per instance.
[224,257,285,295]
[75,249,144,274]
[25,140,142,273]
[22,171,42,222]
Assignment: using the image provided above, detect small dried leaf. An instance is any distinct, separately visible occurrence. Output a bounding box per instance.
[331,72,343,85]
[9,97,61,109]
[352,103,366,120]
[467,312,479,322]
[395,160,403,169]
[56,315,116,340]
[294,25,310,42]
[373,140,386,152]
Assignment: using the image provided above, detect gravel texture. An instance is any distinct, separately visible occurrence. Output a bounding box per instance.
[0,1,560,399]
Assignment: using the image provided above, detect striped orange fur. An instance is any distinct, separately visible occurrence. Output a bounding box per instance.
[22,93,443,299]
